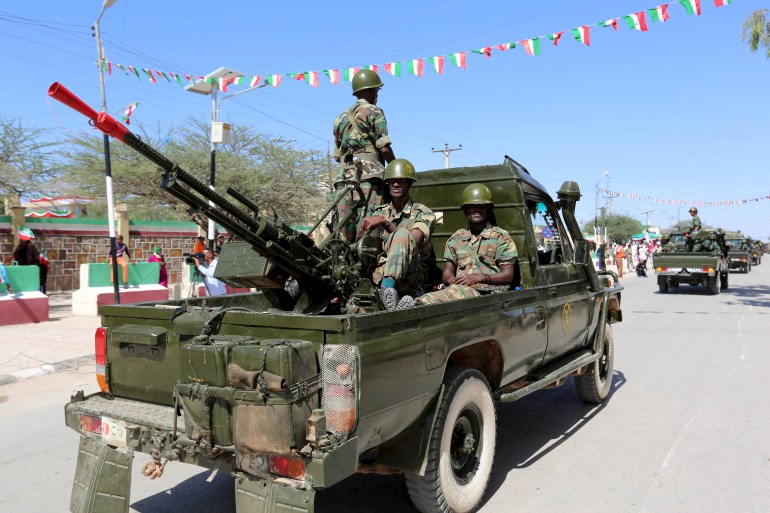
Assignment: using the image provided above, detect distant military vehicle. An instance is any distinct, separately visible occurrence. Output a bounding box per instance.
[653,231,729,294]
[750,239,763,266]
[50,82,623,513]
[725,237,752,273]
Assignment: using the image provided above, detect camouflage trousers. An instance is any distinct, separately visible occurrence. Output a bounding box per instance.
[333,160,385,244]
[415,284,480,305]
[372,227,425,295]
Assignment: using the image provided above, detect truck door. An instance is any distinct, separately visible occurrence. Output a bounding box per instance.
[528,200,593,363]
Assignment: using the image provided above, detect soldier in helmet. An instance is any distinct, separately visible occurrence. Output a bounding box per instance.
[333,69,396,242]
[685,207,702,236]
[358,159,435,309]
[406,183,518,307]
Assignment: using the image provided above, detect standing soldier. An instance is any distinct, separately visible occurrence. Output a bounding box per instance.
[686,207,702,236]
[333,69,396,242]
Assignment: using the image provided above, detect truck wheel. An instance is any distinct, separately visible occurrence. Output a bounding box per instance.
[708,276,720,295]
[670,280,679,288]
[405,367,496,513]
[720,272,728,291]
[575,325,614,404]
[658,277,668,294]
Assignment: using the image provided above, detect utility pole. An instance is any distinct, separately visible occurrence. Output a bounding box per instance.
[432,143,462,169]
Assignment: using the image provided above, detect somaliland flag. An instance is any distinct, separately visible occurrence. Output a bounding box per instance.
[571,26,590,46]
[624,12,649,31]
[384,62,402,76]
[429,56,444,74]
[520,38,541,56]
[449,52,466,69]
[324,70,340,84]
[407,59,424,76]
[679,0,701,15]
[649,5,670,22]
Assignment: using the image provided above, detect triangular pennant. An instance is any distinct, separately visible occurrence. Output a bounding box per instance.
[473,46,492,58]
[115,63,128,75]
[364,64,379,74]
[429,56,444,74]
[407,59,424,76]
[142,69,157,83]
[623,12,649,31]
[714,0,732,6]
[449,52,467,69]
[266,74,282,87]
[324,69,340,84]
[496,43,515,51]
[679,0,702,15]
[571,26,590,46]
[598,19,619,30]
[548,31,565,46]
[128,66,141,80]
[342,67,359,81]
[649,5,670,22]
[121,101,138,125]
[249,75,262,87]
[305,71,319,87]
[170,72,183,86]
[520,38,541,56]
[384,62,402,77]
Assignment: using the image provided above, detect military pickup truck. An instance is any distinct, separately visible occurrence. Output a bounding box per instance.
[724,237,752,273]
[653,231,729,294]
[50,82,623,513]
[750,240,763,266]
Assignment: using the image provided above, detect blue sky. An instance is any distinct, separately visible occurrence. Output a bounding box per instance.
[2,0,768,239]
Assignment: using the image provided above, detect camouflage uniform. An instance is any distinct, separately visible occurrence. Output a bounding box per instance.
[332,99,392,242]
[689,214,702,234]
[417,223,518,305]
[370,199,435,296]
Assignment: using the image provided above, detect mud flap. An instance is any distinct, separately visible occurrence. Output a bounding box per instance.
[70,436,133,513]
[234,472,315,513]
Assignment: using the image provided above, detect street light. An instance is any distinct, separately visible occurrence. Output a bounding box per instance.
[185,67,266,248]
[641,209,654,230]
[594,171,610,246]
[93,0,121,304]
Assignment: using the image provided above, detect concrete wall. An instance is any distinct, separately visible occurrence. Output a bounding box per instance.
[0,216,201,293]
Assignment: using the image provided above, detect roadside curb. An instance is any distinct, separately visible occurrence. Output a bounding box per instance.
[0,354,95,387]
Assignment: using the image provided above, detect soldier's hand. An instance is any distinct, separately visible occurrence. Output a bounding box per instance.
[359,216,386,237]
[454,274,484,287]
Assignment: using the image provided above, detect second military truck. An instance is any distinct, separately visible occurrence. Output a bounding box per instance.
[653,231,729,294]
[51,82,623,513]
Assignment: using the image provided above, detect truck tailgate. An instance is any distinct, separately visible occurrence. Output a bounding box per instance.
[66,393,183,435]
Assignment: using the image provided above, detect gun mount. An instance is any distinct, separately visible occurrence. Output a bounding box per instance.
[48,82,381,314]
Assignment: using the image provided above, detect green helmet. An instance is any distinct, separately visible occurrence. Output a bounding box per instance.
[352,69,383,93]
[689,207,698,214]
[384,158,417,182]
[461,183,493,207]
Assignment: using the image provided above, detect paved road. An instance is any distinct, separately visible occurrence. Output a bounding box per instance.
[0,264,768,512]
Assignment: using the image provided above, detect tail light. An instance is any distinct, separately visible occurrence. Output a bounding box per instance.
[95,327,110,393]
[269,455,306,479]
[322,345,358,435]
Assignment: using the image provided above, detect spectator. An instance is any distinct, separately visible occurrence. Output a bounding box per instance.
[625,242,633,271]
[638,243,649,270]
[193,249,226,296]
[613,242,625,278]
[38,250,50,294]
[215,234,225,255]
[108,234,131,289]
[193,236,206,254]
[147,246,168,287]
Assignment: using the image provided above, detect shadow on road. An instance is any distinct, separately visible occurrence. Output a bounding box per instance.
[132,371,627,513]
[721,283,770,309]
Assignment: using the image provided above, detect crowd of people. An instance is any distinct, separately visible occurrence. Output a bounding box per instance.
[606,239,661,278]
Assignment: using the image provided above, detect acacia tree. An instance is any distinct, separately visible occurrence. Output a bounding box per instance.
[582,213,643,243]
[742,9,770,57]
[57,118,331,225]
[0,117,59,198]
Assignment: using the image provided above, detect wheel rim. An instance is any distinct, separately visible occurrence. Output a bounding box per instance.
[450,406,482,485]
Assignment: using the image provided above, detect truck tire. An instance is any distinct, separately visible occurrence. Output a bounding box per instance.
[405,367,496,513]
[708,275,720,295]
[720,272,728,291]
[575,325,614,404]
[658,277,668,294]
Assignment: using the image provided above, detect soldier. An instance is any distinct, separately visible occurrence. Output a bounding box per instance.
[685,207,702,236]
[358,159,435,309]
[333,69,396,242]
[407,184,517,307]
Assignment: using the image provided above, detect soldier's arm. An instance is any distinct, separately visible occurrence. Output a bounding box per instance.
[378,145,395,164]
[442,261,458,285]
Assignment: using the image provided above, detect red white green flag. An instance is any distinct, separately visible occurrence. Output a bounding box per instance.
[497,43,515,51]
[407,59,424,76]
[184,74,194,83]
[155,70,170,82]
[548,31,565,45]
[305,71,319,87]
[102,60,112,75]
[520,38,541,56]
[429,56,444,74]
[233,76,246,86]
[142,69,157,83]
[623,12,649,31]
[598,18,619,30]
[649,5,670,22]
[170,72,183,86]
[342,67,359,81]
[324,69,340,84]
[115,63,128,75]
[571,26,590,46]
[449,52,466,69]
[219,77,231,92]
[364,65,378,74]
[679,0,701,15]
[121,102,139,125]
[266,74,282,87]
[473,46,492,58]
[249,75,262,87]
[384,62,402,76]
[714,0,732,6]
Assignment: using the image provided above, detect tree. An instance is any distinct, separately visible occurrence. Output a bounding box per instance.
[741,9,770,58]
[0,117,59,198]
[582,213,643,243]
[56,118,331,226]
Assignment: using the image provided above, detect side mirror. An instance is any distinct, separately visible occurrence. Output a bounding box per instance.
[573,239,589,265]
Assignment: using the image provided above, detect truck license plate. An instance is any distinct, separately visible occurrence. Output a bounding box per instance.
[99,417,128,447]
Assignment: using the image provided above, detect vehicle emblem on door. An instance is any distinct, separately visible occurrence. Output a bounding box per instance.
[562,302,572,332]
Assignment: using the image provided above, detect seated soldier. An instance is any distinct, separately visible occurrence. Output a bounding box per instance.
[402,183,517,307]
[359,158,436,309]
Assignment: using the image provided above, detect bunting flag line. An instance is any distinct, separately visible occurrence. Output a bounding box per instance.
[100,0,730,91]
[599,187,770,208]
[121,102,139,125]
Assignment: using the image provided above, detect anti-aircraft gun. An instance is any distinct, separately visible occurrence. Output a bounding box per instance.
[48,82,381,314]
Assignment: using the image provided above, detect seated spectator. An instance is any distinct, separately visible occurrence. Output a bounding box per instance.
[148,246,168,287]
